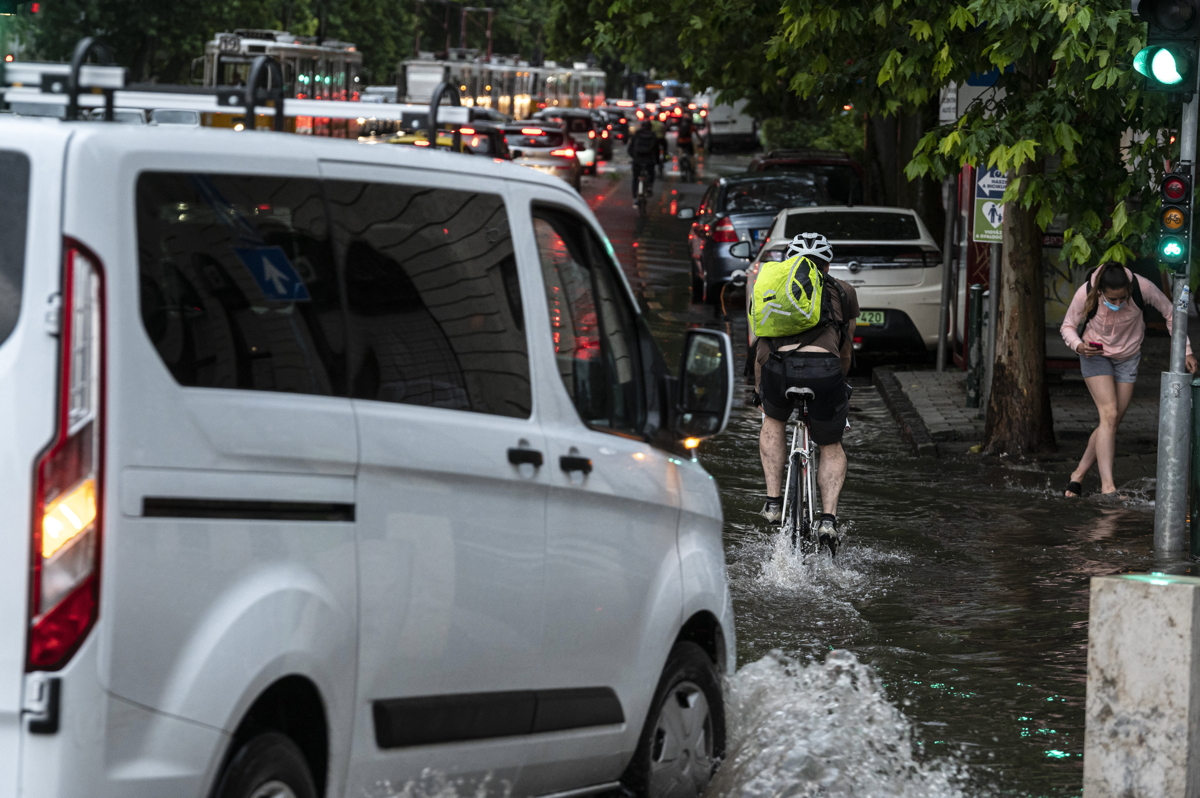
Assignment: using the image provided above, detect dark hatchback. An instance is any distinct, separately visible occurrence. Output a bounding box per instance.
[678,172,829,303]
[748,148,866,205]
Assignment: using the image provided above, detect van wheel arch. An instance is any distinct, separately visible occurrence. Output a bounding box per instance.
[676,611,727,674]
[212,675,329,798]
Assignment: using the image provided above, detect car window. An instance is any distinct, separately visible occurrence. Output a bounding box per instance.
[507,127,566,149]
[325,180,531,418]
[720,178,822,214]
[0,151,29,348]
[137,173,345,395]
[784,211,920,241]
[533,208,644,434]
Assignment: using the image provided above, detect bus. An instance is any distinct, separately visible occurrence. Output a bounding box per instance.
[400,56,606,120]
[202,30,364,136]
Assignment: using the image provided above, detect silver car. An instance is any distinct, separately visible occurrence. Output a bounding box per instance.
[504,123,583,190]
[678,172,828,304]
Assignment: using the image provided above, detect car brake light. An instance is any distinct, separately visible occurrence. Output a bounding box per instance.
[28,242,104,672]
[522,128,544,135]
[602,130,608,138]
[549,148,576,158]
[588,130,595,138]
[712,217,738,243]
[459,127,475,134]
[413,140,430,146]
[619,118,626,124]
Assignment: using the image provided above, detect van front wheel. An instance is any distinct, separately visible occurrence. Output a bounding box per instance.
[621,641,725,798]
[214,732,318,798]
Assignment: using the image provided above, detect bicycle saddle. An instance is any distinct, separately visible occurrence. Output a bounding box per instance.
[785,387,816,400]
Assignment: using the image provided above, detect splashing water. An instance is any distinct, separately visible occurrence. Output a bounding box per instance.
[365,772,511,798]
[707,650,973,798]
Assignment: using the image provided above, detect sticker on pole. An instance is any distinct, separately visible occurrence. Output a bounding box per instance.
[235,246,311,302]
[973,167,1007,243]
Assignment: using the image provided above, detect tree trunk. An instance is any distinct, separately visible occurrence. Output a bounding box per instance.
[983,161,1056,455]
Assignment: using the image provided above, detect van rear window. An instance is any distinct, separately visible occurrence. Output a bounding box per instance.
[0,151,30,347]
[506,128,566,148]
[784,211,920,241]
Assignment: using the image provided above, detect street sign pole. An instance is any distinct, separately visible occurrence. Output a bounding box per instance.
[1154,88,1198,554]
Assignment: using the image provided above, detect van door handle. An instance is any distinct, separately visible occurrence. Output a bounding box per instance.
[508,448,544,467]
[560,455,593,475]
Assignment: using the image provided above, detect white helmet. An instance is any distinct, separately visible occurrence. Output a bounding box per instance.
[786,232,833,263]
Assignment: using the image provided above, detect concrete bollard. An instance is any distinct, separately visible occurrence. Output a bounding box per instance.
[1084,574,1200,798]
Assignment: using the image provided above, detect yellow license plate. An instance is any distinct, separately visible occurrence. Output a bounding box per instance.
[857,311,885,326]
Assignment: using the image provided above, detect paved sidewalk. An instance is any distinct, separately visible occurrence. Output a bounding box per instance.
[873,338,1172,456]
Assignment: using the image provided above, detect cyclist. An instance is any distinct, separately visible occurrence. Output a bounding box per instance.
[753,232,858,553]
[627,119,659,204]
[650,114,668,173]
[676,115,695,167]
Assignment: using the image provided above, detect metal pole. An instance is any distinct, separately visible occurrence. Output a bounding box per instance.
[460,7,468,50]
[984,241,1001,409]
[1190,376,1200,559]
[936,175,957,371]
[1155,89,1199,553]
[486,9,493,61]
[967,284,984,408]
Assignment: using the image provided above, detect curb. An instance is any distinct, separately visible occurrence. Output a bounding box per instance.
[872,366,940,457]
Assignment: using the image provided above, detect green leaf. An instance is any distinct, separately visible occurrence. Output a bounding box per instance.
[908,20,932,41]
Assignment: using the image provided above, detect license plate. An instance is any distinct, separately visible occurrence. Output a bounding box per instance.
[857,310,885,326]
[752,228,768,244]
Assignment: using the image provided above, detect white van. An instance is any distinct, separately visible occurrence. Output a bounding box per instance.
[0,114,736,798]
[695,92,757,152]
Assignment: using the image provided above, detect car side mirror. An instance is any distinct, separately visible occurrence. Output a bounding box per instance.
[728,241,752,259]
[729,269,747,288]
[675,329,733,441]
[677,207,696,220]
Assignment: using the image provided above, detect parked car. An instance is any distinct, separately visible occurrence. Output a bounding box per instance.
[737,206,943,351]
[0,107,735,797]
[505,122,583,189]
[748,148,866,205]
[531,108,600,174]
[678,172,828,303]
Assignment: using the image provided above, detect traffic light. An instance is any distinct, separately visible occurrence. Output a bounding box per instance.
[1159,172,1192,269]
[1133,0,1200,93]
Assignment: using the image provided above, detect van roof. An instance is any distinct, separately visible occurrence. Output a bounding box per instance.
[2,116,569,191]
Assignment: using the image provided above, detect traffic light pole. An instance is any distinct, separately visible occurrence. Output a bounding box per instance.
[1154,91,1197,554]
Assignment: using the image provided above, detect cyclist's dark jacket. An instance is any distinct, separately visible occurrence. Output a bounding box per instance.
[677,119,693,143]
[627,128,659,164]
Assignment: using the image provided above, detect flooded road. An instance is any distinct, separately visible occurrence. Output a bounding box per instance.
[583,147,1182,797]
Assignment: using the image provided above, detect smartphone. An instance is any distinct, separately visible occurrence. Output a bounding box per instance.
[1088,341,1103,352]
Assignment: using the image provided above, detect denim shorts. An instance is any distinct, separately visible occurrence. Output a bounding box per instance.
[1079,352,1140,383]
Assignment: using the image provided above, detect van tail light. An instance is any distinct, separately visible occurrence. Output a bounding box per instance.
[712,217,739,243]
[28,242,105,672]
[549,148,576,158]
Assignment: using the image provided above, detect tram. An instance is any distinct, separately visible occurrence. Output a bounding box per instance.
[400,56,606,120]
[201,30,364,136]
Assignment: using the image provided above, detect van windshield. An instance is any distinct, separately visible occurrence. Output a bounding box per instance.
[0,151,30,347]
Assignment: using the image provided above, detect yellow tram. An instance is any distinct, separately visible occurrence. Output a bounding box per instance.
[401,56,606,119]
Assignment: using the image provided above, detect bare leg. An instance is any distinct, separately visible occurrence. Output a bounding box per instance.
[817,442,847,515]
[1070,376,1125,494]
[1068,380,1135,495]
[760,415,788,496]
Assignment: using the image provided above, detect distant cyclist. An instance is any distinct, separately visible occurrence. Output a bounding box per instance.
[752,232,858,554]
[627,120,659,203]
[650,115,667,173]
[676,115,694,158]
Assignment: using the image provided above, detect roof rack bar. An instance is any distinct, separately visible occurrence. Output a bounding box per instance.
[242,55,285,132]
[66,38,119,122]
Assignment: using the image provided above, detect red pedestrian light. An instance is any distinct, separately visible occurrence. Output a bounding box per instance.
[1165,175,1189,201]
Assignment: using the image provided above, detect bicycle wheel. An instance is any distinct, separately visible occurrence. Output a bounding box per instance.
[785,450,801,549]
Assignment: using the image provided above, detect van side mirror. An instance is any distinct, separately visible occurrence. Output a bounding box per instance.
[675,329,733,440]
[677,207,696,220]
[728,240,752,259]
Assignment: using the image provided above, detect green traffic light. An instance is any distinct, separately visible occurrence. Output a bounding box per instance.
[1153,48,1186,85]
[1162,236,1187,262]
[1135,47,1152,77]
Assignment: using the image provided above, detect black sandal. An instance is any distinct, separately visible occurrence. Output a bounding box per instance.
[1064,480,1082,498]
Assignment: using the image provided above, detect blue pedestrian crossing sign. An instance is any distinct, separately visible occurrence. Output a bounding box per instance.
[234,246,311,302]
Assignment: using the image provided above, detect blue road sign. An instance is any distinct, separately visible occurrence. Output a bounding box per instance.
[234,246,311,302]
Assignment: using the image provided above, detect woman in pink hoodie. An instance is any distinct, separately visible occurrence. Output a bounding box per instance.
[1061,263,1196,497]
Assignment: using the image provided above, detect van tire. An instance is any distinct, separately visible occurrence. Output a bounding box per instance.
[214,732,318,798]
[620,641,725,798]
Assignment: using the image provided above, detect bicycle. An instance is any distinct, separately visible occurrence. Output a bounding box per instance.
[634,168,653,214]
[678,150,695,182]
[779,386,823,556]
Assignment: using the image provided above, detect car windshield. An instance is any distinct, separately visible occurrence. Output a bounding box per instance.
[720,177,821,214]
[542,116,591,134]
[506,127,566,148]
[784,211,921,240]
[463,130,507,157]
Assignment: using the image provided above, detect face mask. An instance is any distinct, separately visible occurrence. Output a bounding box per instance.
[1103,297,1126,312]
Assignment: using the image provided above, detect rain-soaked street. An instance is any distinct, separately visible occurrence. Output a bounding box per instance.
[584,145,1182,798]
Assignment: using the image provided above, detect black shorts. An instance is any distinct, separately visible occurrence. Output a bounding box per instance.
[759,352,849,445]
[677,140,694,154]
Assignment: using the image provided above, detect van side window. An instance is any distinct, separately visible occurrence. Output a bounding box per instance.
[325,181,531,419]
[0,151,30,348]
[533,208,644,434]
[136,173,345,395]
